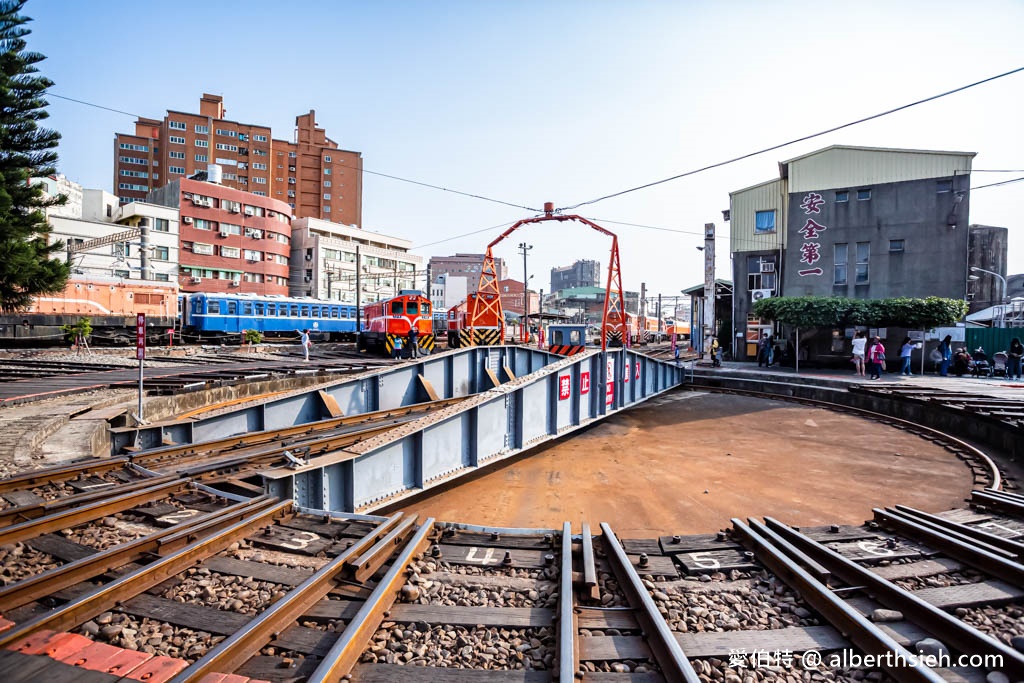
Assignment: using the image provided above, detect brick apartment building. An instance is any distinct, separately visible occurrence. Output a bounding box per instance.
[428,253,507,294]
[114,94,362,225]
[148,177,293,295]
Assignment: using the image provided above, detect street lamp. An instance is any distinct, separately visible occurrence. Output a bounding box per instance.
[970,266,1008,327]
[518,242,533,342]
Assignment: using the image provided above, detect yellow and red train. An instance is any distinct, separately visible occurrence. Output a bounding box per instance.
[358,290,435,356]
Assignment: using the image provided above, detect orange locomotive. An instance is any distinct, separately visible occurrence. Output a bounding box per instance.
[0,277,178,343]
[358,290,435,355]
[447,291,502,347]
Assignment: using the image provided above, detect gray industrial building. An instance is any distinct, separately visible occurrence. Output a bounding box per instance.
[550,259,600,294]
[728,145,1007,363]
[428,253,506,294]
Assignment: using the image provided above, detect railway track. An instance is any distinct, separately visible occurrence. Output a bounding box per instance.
[1,378,1022,680]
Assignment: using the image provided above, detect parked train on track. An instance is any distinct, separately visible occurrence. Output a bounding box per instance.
[181,292,359,341]
[358,290,434,355]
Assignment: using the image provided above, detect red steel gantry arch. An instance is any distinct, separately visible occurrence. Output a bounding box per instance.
[467,202,627,350]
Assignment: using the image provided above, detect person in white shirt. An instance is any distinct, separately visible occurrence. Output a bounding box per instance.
[851,331,867,377]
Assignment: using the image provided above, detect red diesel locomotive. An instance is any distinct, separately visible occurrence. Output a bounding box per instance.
[358,290,435,355]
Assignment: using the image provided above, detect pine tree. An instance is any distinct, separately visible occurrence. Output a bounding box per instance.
[0,0,68,313]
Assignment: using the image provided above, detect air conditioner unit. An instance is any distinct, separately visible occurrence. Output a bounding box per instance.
[267,211,275,218]
[760,262,776,273]
[244,208,255,216]
[190,277,202,284]
[219,230,230,238]
[265,254,274,262]
[304,254,313,261]
[182,216,192,224]
[751,289,773,303]
[230,279,240,287]
[303,276,311,282]
[228,206,240,213]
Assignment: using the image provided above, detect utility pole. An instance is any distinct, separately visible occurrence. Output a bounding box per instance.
[657,293,663,334]
[355,245,362,334]
[639,282,647,344]
[703,223,716,356]
[518,242,532,343]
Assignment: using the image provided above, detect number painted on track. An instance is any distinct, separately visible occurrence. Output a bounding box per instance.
[856,541,894,557]
[465,546,496,565]
[688,552,720,569]
[280,530,320,550]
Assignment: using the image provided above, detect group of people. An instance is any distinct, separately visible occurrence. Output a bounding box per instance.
[935,334,1023,379]
[390,326,419,359]
[849,331,891,380]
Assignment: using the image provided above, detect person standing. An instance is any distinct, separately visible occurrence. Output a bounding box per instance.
[851,331,867,377]
[757,333,769,367]
[299,329,311,362]
[939,334,952,376]
[1007,338,1023,381]
[710,336,721,367]
[899,336,915,376]
[391,334,404,360]
[868,336,886,380]
[408,324,419,359]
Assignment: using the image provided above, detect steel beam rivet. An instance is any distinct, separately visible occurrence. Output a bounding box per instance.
[502,550,514,566]
[716,531,726,542]
[885,538,897,549]
[544,533,553,545]
[491,531,500,541]
[672,535,681,543]
[383,611,390,618]
[829,524,840,533]
[544,553,555,566]
[431,545,442,558]
[868,522,879,529]
[638,553,649,567]
[743,551,755,560]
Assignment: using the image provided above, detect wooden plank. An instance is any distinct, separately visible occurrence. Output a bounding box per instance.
[236,655,320,683]
[799,525,881,543]
[657,534,741,554]
[628,554,678,577]
[577,635,651,662]
[277,516,360,539]
[826,538,931,563]
[485,368,501,388]
[502,365,516,381]
[912,580,1024,609]
[251,525,332,556]
[0,650,68,683]
[418,376,440,402]
[584,675,663,683]
[676,625,847,657]
[871,558,962,581]
[319,390,344,418]
[1,491,43,508]
[932,667,988,683]
[440,530,553,550]
[27,533,97,562]
[130,502,179,520]
[272,624,339,657]
[428,571,552,592]
[966,517,1024,539]
[66,477,116,494]
[620,538,662,555]
[204,556,315,586]
[301,598,361,622]
[436,544,550,569]
[121,593,249,635]
[352,664,550,682]
[577,607,638,631]
[673,548,757,574]
[387,605,554,628]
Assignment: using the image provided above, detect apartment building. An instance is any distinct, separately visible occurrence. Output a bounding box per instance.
[428,253,506,294]
[289,217,422,305]
[114,94,362,226]
[148,177,292,295]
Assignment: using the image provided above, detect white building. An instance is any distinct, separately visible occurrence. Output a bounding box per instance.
[429,273,468,312]
[33,174,84,219]
[290,218,423,304]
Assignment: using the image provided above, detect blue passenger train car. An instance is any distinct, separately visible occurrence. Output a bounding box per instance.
[183,293,358,341]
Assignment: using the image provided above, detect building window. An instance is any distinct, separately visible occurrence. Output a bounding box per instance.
[152,246,169,261]
[168,121,186,130]
[323,205,331,212]
[936,179,952,193]
[154,273,170,282]
[195,154,208,162]
[195,139,209,148]
[119,156,146,165]
[220,246,240,258]
[119,143,148,152]
[220,222,241,235]
[324,155,331,163]
[323,180,331,187]
[835,191,849,202]
[238,133,248,142]
[855,242,870,283]
[193,218,213,230]
[216,143,238,152]
[323,168,331,175]
[253,191,266,196]
[192,242,213,255]
[323,193,331,200]
[254,134,267,142]
[195,124,209,134]
[287,190,295,197]
[169,151,185,159]
[120,170,148,178]
[754,210,775,234]
[168,166,185,174]
[153,218,170,232]
[252,177,266,184]
[857,189,872,201]
[833,243,848,285]
[252,162,267,170]
[746,255,776,291]
[216,128,237,137]
[169,136,185,145]
[118,183,148,191]
[889,239,905,253]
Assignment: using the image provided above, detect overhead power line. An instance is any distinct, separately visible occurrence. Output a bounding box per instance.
[557,65,1024,212]
[971,175,1024,190]
[48,92,539,213]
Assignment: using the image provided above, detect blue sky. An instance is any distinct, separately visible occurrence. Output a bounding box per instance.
[26,0,1024,300]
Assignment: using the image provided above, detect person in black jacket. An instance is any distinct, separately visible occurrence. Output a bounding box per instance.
[408,325,419,359]
[1008,337,1023,381]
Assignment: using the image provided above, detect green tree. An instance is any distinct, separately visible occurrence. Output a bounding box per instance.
[754,296,968,329]
[60,315,91,343]
[0,0,68,313]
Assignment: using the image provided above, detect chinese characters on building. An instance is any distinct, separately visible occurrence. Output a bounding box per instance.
[797,192,826,277]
